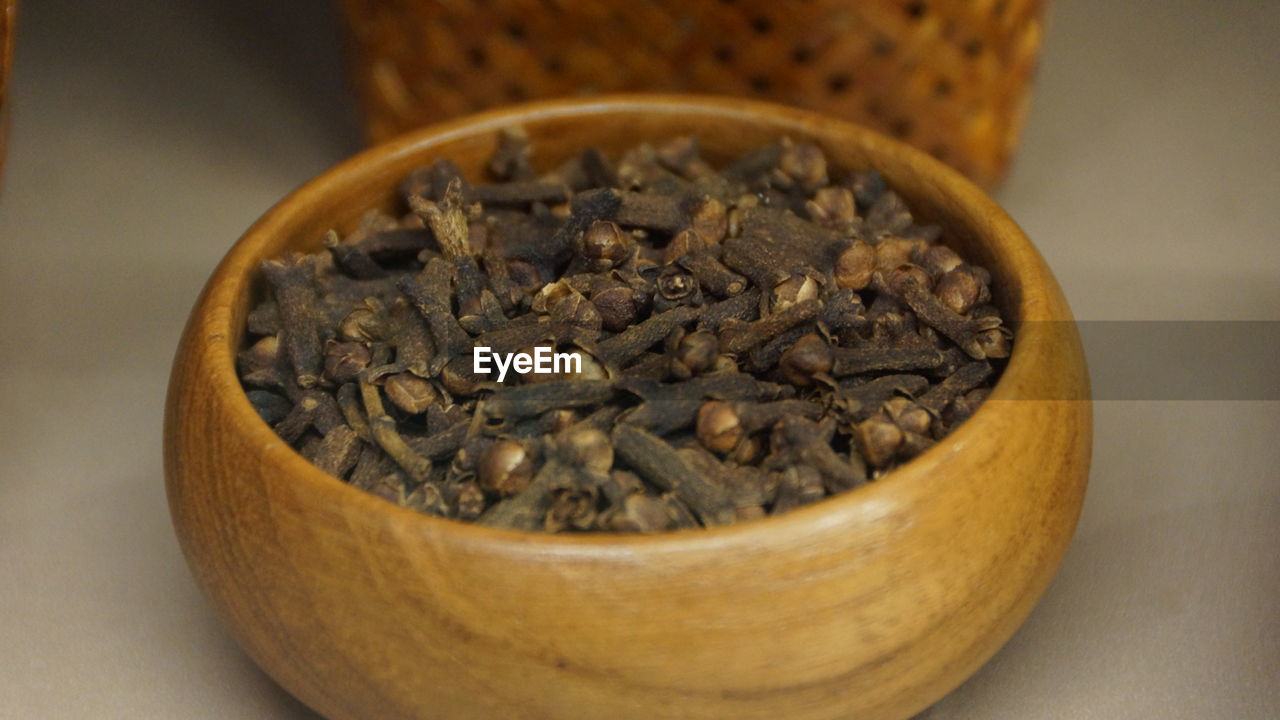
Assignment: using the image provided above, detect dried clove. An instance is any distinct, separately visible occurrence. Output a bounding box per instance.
[722,206,845,288]
[830,345,945,376]
[407,419,470,460]
[884,265,1003,359]
[854,414,904,469]
[383,372,438,415]
[247,389,292,425]
[323,341,372,384]
[579,220,631,271]
[768,417,866,492]
[274,390,344,444]
[826,374,930,422]
[772,464,826,514]
[719,298,819,356]
[918,360,993,416]
[603,492,675,533]
[260,254,324,388]
[777,333,834,386]
[324,229,387,280]
[620,373,784,437]
[595,305,701,369]
[399,260,470,375]
[612,425,737,526]
[695,399,823,455]
[306,424,363,478]
[359,376,432,483]
[477,458,566,531]
[678,248,747,298]
[668,329,720,379]
[487,126,535,181]
[834,241,876,291]
[480,380,615,425]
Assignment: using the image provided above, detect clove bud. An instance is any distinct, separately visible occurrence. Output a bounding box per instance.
[778,333,834,386]
[477,438,536,497]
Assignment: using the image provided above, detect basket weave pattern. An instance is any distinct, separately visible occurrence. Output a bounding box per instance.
[340,0,1045,187]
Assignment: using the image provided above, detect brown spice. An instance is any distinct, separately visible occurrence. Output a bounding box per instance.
[238,131,1011,532]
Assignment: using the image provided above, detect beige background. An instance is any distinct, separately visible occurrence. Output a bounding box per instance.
[1,1,1277,718]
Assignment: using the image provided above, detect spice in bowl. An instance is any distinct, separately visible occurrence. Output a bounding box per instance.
[237,129,1011,532]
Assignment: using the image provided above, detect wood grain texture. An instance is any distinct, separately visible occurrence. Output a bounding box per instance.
[164,95,1090,720]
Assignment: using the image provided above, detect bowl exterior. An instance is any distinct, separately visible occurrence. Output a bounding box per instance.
[165,96,1089,720]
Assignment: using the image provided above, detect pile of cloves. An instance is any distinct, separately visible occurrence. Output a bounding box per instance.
[238,128,1010,532]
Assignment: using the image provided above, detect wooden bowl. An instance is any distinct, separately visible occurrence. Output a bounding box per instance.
[165,95,1090,720]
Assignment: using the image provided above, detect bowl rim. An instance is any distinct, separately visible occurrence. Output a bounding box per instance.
[186,92,1068,552]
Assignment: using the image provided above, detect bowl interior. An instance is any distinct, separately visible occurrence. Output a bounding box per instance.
[214,94,1055,546]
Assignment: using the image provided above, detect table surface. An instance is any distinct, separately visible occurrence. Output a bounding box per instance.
[2,1,1277,718]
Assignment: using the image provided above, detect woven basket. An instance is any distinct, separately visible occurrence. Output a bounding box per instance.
[339,0,1045,188]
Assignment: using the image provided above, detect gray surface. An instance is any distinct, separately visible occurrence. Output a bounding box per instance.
[1,1,1276,718]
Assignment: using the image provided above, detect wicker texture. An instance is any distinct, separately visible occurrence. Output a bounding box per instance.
[340,0,1045,188]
